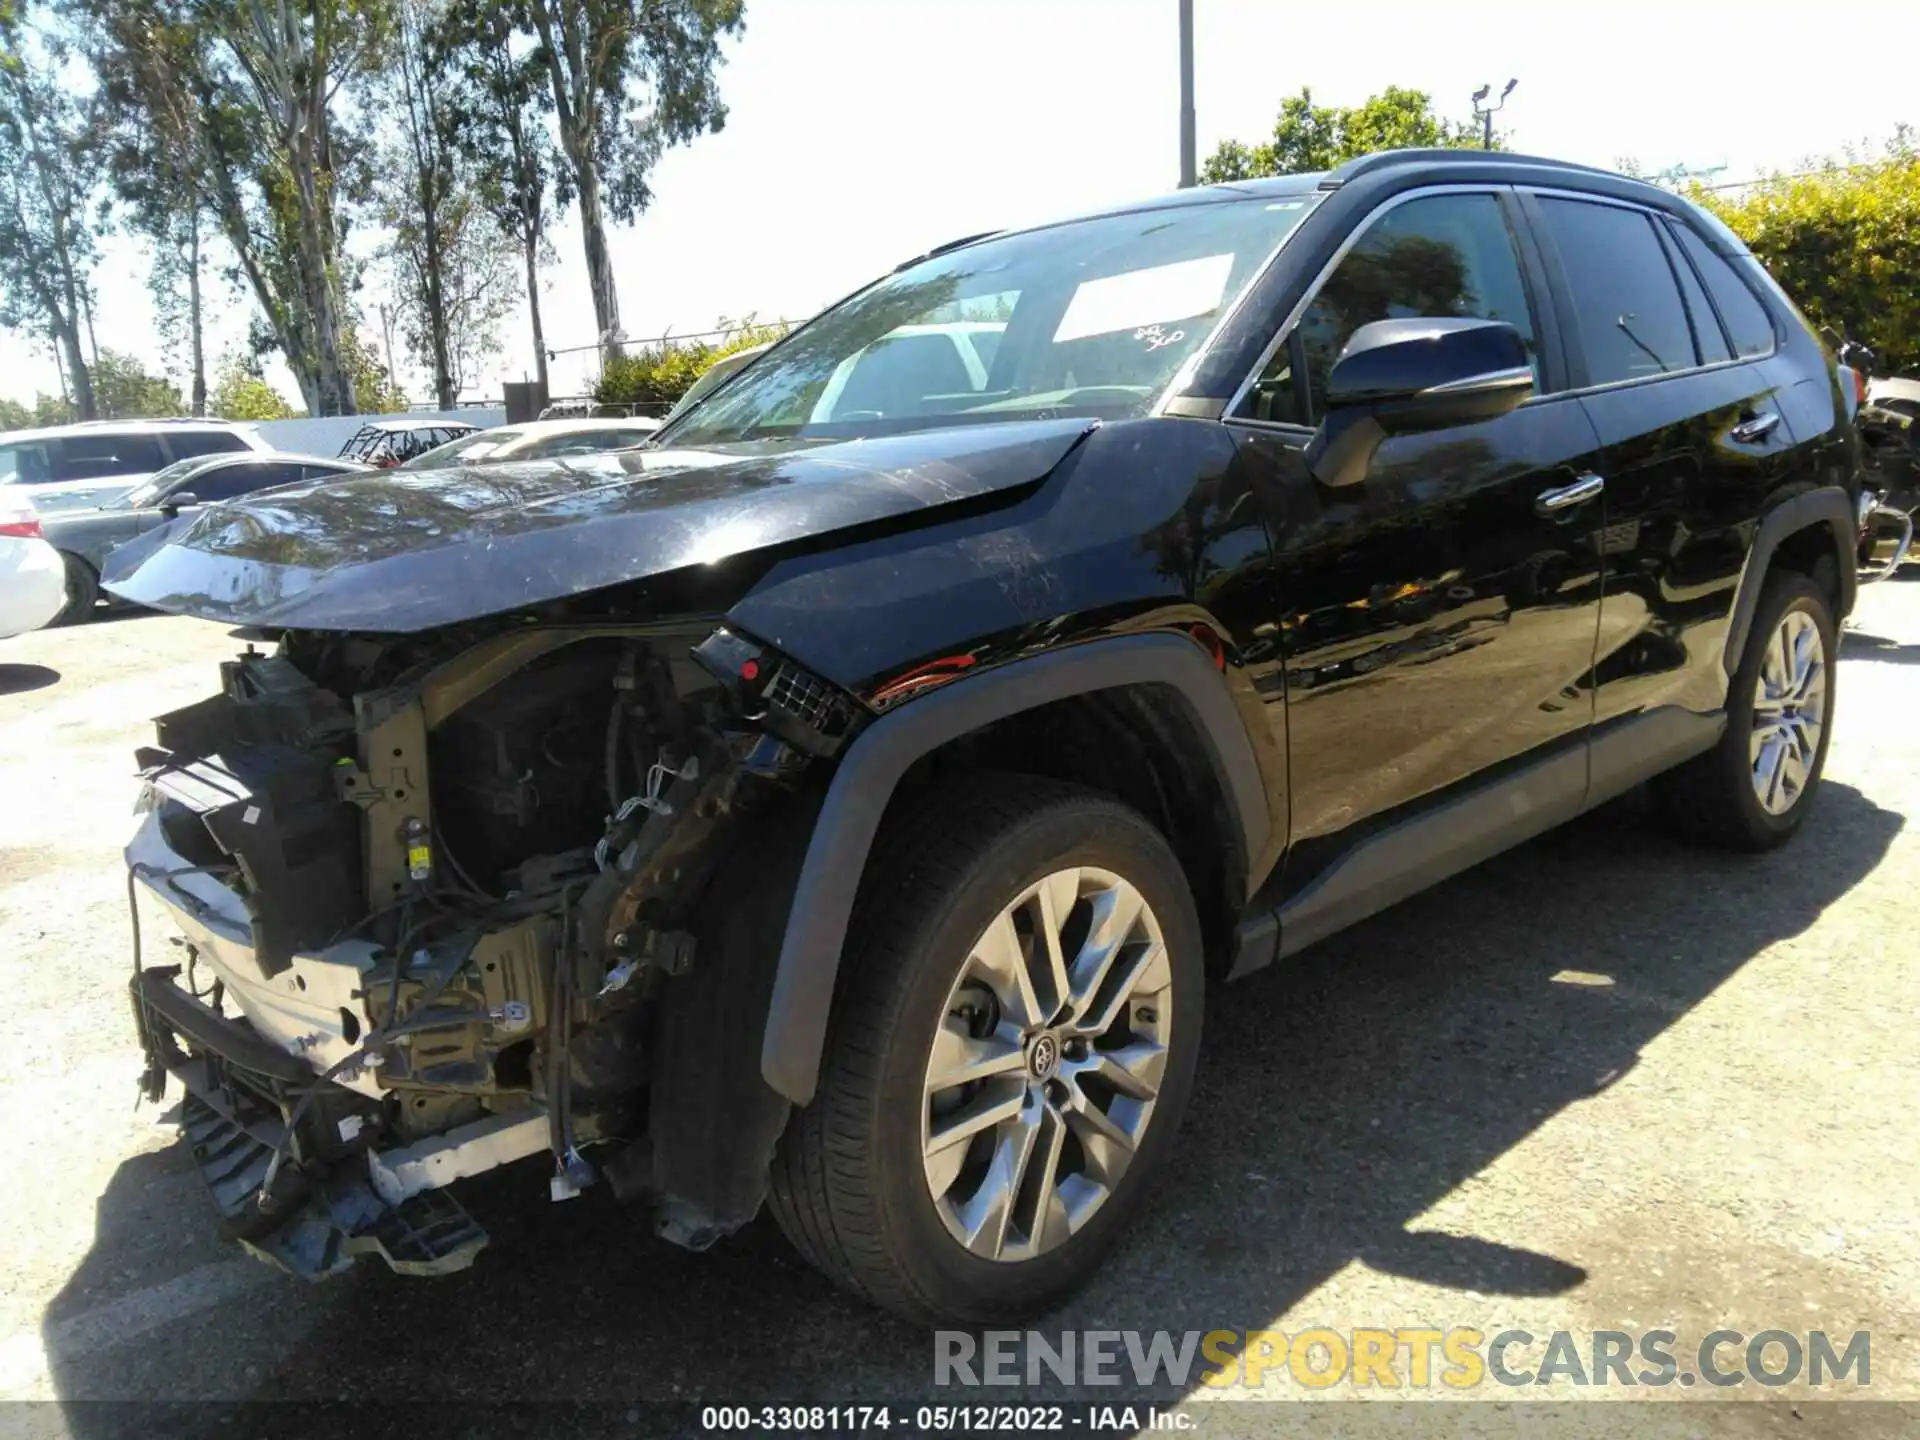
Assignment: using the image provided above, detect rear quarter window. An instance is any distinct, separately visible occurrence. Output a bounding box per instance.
[1670,222,1777,359]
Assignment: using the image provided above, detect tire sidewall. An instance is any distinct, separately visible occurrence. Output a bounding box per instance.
[861,802,1205,1323]
[56,553,98,627]
[1722,577,1837,840]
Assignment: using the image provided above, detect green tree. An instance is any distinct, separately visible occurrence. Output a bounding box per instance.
[208,354,295,419]
[519,0,745,356]
[0,5,103,418]
[592,316,786,410]
[439,0,565,394]
[1699,130,1920,373]
[90,348,184,417]
[374,0,512,408]
[89,0,215,414]
[81,0,394,418]
[0,389,72,427]
[342,329,408,413]
[1201,85,1489,182]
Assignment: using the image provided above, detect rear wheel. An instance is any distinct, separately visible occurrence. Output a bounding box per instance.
[1654,571,1835,849]
[52,553,98,627]
[767,776,1204,1325]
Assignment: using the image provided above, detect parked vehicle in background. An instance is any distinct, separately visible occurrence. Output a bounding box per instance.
[0,420,271,516]
[338,420,482,469]
[658,343,773,426]
[42,453,371,625]
[106,150,1866,1326]
[1830,336,1918,576]
[401,417,660,471]
[0,489,64,640]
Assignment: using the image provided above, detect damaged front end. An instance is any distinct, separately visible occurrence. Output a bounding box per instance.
[127,616,859,1279]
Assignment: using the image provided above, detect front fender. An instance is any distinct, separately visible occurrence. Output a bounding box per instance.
[759,631,1269,1105]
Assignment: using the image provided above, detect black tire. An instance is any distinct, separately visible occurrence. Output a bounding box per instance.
[1653,571,1836,850]
[767,775,1205,1326]
[52,553,99,627]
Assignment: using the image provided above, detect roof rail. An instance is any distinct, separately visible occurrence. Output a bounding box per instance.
[1318,148,1629,191]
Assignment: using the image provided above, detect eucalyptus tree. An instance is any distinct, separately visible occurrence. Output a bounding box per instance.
[0,4,103,418]
[518,0,744,357]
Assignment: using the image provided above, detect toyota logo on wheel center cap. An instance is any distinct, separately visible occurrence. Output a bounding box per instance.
[1027,1033,1060,1080]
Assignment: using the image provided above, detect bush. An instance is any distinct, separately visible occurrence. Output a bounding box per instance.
[592,317,790,411]
[1699,132,1920,374]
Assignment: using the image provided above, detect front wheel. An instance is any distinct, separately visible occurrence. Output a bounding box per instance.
[1653,571,1836,849]
[767,777,1204,1325]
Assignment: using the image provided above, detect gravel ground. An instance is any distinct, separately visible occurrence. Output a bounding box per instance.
[1,581,1917,1436]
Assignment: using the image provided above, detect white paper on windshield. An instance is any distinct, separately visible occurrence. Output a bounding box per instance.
[460,442,502,460]
[1051,253,1236,344]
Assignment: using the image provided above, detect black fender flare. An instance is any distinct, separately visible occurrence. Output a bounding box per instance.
[1723,485,1857,675]
[759,631,1271,1105]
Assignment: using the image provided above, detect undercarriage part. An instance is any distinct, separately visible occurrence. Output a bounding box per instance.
[184,1094,488,1279]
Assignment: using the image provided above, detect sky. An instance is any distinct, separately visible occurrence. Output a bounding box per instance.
[5,0,1917,410]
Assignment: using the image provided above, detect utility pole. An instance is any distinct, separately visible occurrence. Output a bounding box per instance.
[1471,79,1517,150]
[1177,0,1196,187]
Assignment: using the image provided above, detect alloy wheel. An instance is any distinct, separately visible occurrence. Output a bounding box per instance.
[1750,608,1827,816]
[920,866,1173,1263]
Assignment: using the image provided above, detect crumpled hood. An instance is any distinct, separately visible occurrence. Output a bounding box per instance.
[101,419,1095,632]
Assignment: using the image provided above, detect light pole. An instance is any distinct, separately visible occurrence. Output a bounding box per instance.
[1177,0,1195,187]
[1471,78,1517,150]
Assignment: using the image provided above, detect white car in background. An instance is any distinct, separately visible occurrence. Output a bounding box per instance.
[0,419,271,516]
[0,489,64,640]
[400,416,661,469]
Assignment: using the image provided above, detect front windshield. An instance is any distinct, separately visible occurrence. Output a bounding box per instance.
[118,456,220,510]
[403,429,526,470]
[663,194,1318,447]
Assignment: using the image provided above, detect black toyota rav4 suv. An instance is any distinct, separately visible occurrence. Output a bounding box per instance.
[108,149,1863,1324]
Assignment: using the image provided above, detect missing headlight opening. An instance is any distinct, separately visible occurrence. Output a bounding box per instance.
[126,620,858,1279]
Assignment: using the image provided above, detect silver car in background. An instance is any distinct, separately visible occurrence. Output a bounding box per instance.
[40,451,369,624]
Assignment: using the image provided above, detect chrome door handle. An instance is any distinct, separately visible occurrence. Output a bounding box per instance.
[1536,472,1606,514]
[1730,412,1781,443]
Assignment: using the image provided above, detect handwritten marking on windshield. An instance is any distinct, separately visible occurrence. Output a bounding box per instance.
[1135,325,1186,352]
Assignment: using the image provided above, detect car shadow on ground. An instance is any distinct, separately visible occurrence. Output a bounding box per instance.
[1845,626,1920,665]
[0,663,59,696]
[38,782,1904,1421]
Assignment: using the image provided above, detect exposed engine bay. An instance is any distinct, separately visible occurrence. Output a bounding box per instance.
[126,616,858,1277]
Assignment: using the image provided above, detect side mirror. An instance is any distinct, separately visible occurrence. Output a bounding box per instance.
[160,491,199,517]
[1306,318,1534,489]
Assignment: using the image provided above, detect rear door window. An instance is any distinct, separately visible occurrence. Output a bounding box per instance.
[1535,198,1696,385]
[51,433,167,481]
[162,429,250,461]
[1669,222,1777,359]
[190,461,308,502]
